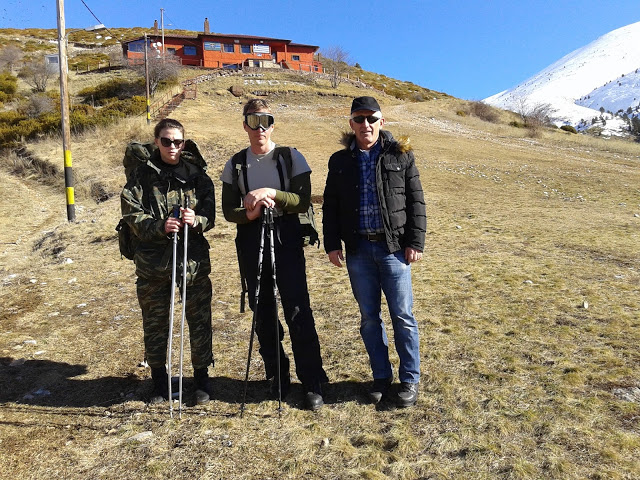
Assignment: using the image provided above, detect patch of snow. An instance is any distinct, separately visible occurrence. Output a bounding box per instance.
[485,21,640,136]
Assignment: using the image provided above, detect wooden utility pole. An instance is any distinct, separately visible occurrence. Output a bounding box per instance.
[144,33,151,124]
[55,0,75,222]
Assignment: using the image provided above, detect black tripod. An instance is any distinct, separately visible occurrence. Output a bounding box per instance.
[240,207,283,417]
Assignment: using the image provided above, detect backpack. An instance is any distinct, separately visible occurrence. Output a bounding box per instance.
[230,146,320,248]
[116,139,207,260]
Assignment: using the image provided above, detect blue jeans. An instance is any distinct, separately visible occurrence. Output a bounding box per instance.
[346,238,420,384]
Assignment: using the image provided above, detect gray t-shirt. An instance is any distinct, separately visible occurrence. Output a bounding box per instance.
[221,141,311,195]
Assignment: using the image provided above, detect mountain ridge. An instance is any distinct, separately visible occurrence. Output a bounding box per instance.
[484,21,640,135]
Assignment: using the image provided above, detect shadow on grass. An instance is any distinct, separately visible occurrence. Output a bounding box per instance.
[1,358,381,410]
[215,375,374,410]
[0,357,143,407]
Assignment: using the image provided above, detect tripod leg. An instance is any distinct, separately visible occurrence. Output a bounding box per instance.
[240,208,268,417]
[266,208,282,415]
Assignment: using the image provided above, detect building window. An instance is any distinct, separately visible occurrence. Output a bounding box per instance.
[183,45,197,56]
[241,44,251,54]
[224,44,234,53]
[204,42,221,51]
[128,40,145,53]
[167,48,176,55]
[292,55,300,61]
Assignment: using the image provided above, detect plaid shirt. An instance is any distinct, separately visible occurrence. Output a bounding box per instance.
[354,140,384,234]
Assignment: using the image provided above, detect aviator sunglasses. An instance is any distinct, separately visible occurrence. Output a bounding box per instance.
[159,137,184,148]
[351,114,382,124]
[244,113,275,130]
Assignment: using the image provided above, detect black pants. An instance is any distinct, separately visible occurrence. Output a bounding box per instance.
[236,214,327,386]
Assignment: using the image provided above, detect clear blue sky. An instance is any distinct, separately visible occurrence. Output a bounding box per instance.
[1,0,638,100]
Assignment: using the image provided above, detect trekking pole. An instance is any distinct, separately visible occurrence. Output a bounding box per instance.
[167,204,181,419]
[236,240,248,313]
[266,207,283,416]
[240,207,268,418]
[178,196,190,419]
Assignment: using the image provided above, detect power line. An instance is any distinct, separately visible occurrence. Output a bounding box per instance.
[78,0,119,40]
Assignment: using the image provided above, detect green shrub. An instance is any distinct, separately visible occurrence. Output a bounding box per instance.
[456,110,467,117]
[68,52,110,71]
[0,110,26,126]
[560,125,577,134]
[0,94,145,147]
[72,103,94,115]
[79,78,145,104]
[0,72,18,96]
[101,95,146,116]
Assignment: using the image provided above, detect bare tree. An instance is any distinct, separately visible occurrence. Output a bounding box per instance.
[0,45,24,71]
[24,92,55,117]
[320,45,350,88]
[130,52,181,96]
[18,57,58,93]
[515,98,556,127]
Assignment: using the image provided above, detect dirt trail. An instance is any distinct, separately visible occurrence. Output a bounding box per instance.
[0,170,63,276]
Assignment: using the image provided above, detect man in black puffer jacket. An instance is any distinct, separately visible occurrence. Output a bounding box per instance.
[323,96,426,407]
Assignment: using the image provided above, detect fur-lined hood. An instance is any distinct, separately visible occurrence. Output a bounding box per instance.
[339,129,412,153]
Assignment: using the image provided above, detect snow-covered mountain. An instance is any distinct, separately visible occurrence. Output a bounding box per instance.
[484,21,640,135]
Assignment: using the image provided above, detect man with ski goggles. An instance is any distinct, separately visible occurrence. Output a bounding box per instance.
[244,112,275,131]
[221,99,328,411]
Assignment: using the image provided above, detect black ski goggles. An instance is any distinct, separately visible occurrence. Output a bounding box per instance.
[244,113,275,130]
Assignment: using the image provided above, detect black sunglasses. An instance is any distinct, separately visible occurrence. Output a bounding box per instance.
[245,113,275,130]
[351,114,381,124]
[159,137,184,148]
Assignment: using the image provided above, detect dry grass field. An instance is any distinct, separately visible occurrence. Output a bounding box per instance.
[1,69,639,479]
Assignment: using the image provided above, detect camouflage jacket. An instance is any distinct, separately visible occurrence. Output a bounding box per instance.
[120,149,215,282]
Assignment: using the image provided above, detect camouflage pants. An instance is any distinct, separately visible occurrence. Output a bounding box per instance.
[136,275,213,370]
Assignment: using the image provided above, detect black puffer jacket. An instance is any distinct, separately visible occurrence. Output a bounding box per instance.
[323,130,426,254]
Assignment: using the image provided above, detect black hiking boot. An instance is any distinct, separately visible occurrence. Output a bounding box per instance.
[194,368,211,405]
[269,373,291,400]
[368,377,393,404]
[150,367,168,404]
[396,382,419,408]
[302,380,324,411]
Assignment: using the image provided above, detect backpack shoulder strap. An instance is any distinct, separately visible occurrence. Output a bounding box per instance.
[273,145,295,191]
[231,148,249,194]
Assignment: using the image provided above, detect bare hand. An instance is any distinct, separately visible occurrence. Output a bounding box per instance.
[245,199,272,221]
[404,247,423,263]
[164,216,182,234]
[181,207,196,227]
[244,188,276,211]
[328,250,344,267]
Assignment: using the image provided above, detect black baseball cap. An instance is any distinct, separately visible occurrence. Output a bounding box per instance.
[350,96,381,113]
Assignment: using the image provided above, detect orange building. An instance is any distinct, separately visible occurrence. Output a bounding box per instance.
[123,23,322,73]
